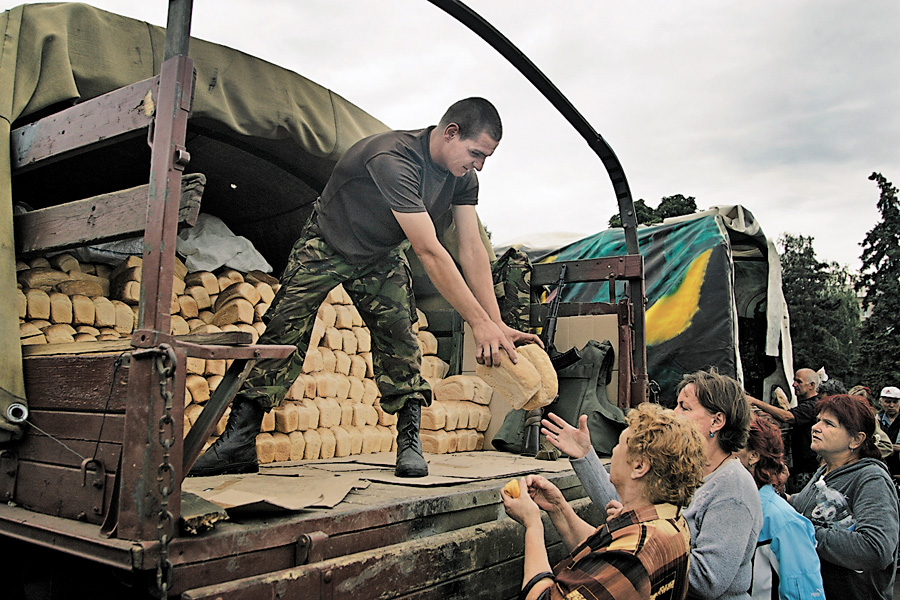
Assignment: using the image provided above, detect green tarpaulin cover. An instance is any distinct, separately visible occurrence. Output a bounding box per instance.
[538,206,793,405]
[0,2,391,436]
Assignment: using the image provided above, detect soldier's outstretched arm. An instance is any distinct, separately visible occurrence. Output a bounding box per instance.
[393,209,517,366]
[452,205,542,349]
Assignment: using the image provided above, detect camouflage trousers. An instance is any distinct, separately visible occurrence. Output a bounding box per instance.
[241,216,430,414]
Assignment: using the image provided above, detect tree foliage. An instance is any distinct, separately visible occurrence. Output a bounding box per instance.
[853,173,900,392]
[779,233,859,382]
[608,194,697,228]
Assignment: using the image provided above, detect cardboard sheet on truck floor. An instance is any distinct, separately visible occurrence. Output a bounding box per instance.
[184,451,575,513]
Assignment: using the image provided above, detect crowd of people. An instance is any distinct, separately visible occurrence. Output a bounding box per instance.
[501,367,900,600]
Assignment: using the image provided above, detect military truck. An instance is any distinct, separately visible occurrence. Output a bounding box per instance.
[1,2,647,597]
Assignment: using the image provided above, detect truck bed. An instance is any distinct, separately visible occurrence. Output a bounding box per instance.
[2,448,600,599]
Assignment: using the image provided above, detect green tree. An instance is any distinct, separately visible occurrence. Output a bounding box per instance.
[779,234,859,382]
[656,194,698,220]
[608,194,697,228]
[853,173,900,392]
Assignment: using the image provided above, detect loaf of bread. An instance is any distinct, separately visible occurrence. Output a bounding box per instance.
[289,431,307,460]
[303,429,322,460]
[475,349,541,410]
[446,430,459,453]
[260,409,276,433]
[417,330,439,355]
[518,343,559,410]
[256,433,275,464]
[421,355,450,379]
[272,432,291,462]
[421,402,447,430]
[422,429,449,454]
[503,478,520,498]
[432,375,476,402]
[274,404,298,433]
[318,428,337,459]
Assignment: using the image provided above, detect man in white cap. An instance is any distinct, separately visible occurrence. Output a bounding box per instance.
[877,386,900,478]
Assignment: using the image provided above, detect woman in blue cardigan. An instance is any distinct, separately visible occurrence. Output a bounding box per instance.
[738,416,824,599]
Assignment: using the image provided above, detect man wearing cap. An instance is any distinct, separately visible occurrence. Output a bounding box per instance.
[877,386,900,478]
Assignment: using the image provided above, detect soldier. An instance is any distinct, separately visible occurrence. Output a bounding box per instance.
[190,98,541,478]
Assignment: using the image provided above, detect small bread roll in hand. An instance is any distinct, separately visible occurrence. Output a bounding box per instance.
[503,478,521,498]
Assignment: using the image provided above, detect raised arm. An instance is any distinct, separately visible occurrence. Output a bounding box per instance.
[748,395,795,423]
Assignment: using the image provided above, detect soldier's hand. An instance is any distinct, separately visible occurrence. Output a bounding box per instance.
[472,320,517,366]
[499,323,543,349]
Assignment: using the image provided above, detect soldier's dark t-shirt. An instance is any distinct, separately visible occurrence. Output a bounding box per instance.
[314,126,478,265]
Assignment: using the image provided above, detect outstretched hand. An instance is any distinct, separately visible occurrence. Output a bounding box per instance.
[541,413,592,460]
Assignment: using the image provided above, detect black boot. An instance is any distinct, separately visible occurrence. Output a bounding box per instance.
[188,397,265,477]
[395,401,428,478]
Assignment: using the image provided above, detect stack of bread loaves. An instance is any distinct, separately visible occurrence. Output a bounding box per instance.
[419,374,492,453]
[17,253,123,344]
[252,284,396,463]
[16,252,501,464]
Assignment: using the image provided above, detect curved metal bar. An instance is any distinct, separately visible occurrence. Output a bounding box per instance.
[427,0,647,402]
[426,0,640,253]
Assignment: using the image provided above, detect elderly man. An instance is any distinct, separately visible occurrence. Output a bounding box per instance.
[877,386,900,478]
[749,368,821,493]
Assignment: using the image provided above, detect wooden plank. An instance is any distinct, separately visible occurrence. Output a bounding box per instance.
[532,256,643,286]
[0,504,138,570]
[16,435,122,471]
[181,492,229,536]
[530,301,621,327]
[180,498,598,600]
[170,547,296,597]
[21,330,253,357]
[23,354,130,411]
[25,411,126,441]
[10,75,159,172]
[14,173,205,256]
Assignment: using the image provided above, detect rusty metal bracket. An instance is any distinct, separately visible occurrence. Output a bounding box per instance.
[295,531,328,566]
[132,329,176,350]
[80,457,107,518]
[173,144,191,169]
[0,450,18,501]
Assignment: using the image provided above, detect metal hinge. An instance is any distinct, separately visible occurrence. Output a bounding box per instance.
[295,531,328,566]
[80,457,107,518]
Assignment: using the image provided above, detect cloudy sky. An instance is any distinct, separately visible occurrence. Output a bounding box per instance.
[7,0,898,269]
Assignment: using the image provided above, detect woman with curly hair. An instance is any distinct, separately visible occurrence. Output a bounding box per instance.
[545,369,763,599]
[501,403,706,600]
[789,394,899,600]
[739,417,823,599]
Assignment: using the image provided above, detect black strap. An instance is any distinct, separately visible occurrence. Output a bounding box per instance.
[520,571,555,600]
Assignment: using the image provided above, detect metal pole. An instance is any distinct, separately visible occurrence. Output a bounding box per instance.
[164,0,193,61]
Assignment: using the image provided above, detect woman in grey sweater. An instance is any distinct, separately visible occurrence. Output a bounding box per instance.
[543,369,762,600]
[788,394,899,600]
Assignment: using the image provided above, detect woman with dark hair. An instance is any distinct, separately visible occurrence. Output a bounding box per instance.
[545,369,762,600]
[738,417,823,599]
[789,394,900,600]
